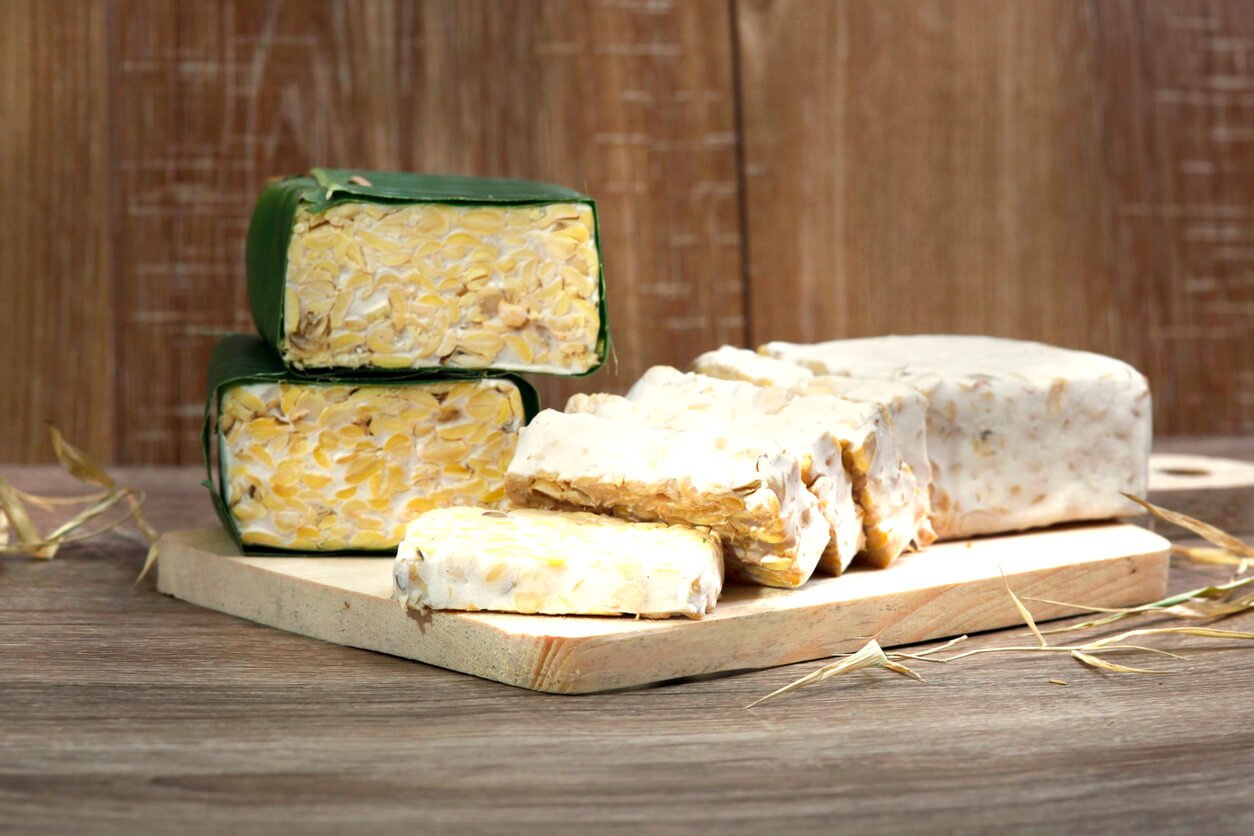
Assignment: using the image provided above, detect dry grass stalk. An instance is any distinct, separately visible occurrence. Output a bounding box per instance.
[745,640,924,708]
[889,615,1254,682]
[0,475,56,559]
[934,607,1254,668]
[48,424,115,489]
[13,487,110,509]
[1088,626,1254,646]
[1069,650,1163,674]
[1001,566,1046,648]
[1030,575,1254,633]
[0,425,161,579]
[1172,544,1250,575]
[1123,493,1254,559]
[890,635,969,663]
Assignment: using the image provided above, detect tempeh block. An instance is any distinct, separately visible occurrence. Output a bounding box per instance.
[206,335,535,553]
[393,507,724,618]
[761,335,1152,539]
[504,409,830,588]
[247,168,606,375]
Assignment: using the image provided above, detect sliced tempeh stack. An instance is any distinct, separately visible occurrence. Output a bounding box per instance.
[622,367,927,568]
[504,409,829,588]
[693,345,936,548]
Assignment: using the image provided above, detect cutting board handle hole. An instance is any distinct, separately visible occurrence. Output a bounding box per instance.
[1158,466,1211,478]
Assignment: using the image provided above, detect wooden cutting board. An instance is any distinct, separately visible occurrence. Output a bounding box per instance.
[157,523,1170,694]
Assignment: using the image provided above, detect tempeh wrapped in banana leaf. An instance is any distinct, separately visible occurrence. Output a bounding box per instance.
[203,335,538,553]
[247,168,608,376]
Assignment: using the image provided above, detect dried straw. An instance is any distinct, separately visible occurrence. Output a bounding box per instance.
[1123,493,1253,559]
[1030,576,1254,632]
[0,425,161,579]
[748,495,1254,707]
[1001,565,1046,648]
[745,640,924,708]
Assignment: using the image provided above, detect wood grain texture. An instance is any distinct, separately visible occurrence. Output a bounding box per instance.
[0,0,116,463]
[105,0,743,464]
[4,0,1253,465]
[736,0,1111,345]
[736,0,1254,437]
[0,438,1252,833]
[155,523,1169,693]
[1090,1,1254,434]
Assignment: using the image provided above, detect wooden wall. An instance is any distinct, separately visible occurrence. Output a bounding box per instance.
[3,0,1251,464]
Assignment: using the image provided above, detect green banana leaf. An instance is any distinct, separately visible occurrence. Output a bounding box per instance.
[201,334,540,555]
[246,167,610,377]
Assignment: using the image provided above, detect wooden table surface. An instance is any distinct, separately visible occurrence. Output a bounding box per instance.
[3,437,1253,834]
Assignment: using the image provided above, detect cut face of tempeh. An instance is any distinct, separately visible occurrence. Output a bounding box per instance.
[248,171,606,376]
[281,201,601,373]
[799,377,933,500]
[567,388,863,575]
[218,378,526,551]
[761,335,1153,539]
[693,346,936,548]
[393,506,724,618]
[625,366,927,568]
[504,409,829,588]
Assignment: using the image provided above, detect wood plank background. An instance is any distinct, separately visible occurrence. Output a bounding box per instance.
[3,0,1251,464]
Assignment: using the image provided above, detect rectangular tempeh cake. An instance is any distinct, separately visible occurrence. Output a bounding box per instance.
[394,507,724,618]
[206,335,536,553]
[565,389,864,575]
[504,409,830,588]
[247,168,606,375]
[623,367,930,568]
[761,335,1152,539]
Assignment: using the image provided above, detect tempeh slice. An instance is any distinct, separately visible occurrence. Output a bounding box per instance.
[394,506,723,619]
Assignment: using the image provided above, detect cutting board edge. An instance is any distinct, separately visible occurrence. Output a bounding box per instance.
[155,524,1171,695]
[156,535,551,692]
[528,546,1170,693]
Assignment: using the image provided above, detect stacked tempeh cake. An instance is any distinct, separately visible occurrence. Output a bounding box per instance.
[206,169,605,554]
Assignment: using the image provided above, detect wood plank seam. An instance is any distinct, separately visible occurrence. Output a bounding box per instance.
[726,0,754,348]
